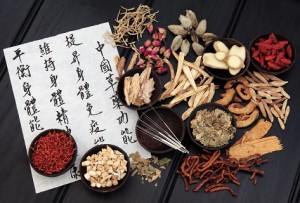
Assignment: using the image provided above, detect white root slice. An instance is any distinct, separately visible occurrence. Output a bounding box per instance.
[203,53,228,70]
[215,52,226,61]
[226,55,242,69]
[213,41,229,53]
[228,45,246,62]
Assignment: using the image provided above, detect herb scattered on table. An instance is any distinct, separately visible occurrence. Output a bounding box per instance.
[129,151,171,184]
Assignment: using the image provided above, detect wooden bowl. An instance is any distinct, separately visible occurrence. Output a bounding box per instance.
[136,106,185,154]
[249,33,295,75]
[187,103,236,150]
[28,129,77,177]
[117,67,162,110]
[203,38,250,80]
[79,144,130,193]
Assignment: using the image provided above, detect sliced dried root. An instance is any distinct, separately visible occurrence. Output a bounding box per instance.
[236,84,251,100]
[215,88,235,106]
[235,109,259,128]
[228,101,257,115]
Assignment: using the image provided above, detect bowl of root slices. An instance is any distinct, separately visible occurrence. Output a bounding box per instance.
[203,38,250,80]
[117,67,162,110]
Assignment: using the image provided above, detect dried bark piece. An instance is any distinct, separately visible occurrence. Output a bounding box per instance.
[233,119,272,146]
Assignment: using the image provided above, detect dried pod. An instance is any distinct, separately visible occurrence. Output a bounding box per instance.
[179,15,192,30]
[171,35,183,51]
[190,31,199,43]
[168,25,188,36]
[192,42,204,56]
[201,32,217,42]
[186,10,198,28]
[181,39,190,56]
[195,19,207,36]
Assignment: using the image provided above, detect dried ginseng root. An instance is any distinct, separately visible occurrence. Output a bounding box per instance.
[129,152,171,185]
[177,150,269,197]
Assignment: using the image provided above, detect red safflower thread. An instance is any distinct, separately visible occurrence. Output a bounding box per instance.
[31,130,76,174]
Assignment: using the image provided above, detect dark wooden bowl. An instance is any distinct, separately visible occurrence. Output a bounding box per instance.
[136,106,185,154]
[117,67,162,110]
[28,129,77,177]
[187,103,236,150]
[79,144,130,193]
[249,33,295,75]
[203,38,250,80]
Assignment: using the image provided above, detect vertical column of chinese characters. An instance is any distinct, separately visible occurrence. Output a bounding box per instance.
[39,41,70,134]
[66,34,106,148]
[13,48,45,133]
[95,42,137,146]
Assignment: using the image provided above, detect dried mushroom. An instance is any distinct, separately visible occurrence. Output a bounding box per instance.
[190,108,236,147]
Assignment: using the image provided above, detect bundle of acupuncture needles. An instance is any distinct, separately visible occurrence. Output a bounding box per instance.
[136,106,188,153]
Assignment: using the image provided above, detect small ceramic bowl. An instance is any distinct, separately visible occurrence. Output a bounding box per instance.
[203,38,250,80]
[79,144,130,193]
[28,129,77,177]
[249,33,295,75]
[187,103,236,150]
[136,106,185,153]
[117,67,162,110]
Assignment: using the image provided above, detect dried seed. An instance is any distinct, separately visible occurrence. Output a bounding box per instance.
[278,118,285,130]
[270,107,279,118]
[253,71,268,83]
[270,81,288,87]
[185,10,198,28]
[192,42,204,56]
[281,99,288,115]
[168,25,188,36]
[262,100,273,122]
[171,35,183,51]
[195,19,207,36]
[201,32,217,42]
[181,39,190,56]
[249,87,257,101]
[179,15,192,30]
[245,76,257,84]
[274,104,284,119]
[280,88,290,99]
[284,106,290,124]
[258,101,267,118]
[247,71,263,83]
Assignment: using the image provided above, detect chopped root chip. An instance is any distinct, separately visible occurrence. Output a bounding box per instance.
[215,88,235,106]
[236,109,259,128]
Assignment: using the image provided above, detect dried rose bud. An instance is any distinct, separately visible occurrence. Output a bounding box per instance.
[138,46,145,55]
[152,32,159,40]
[154,59,163,68]
[136,58,145,66]
[144,47,152,56]
[158,27,166,35]
[147,24,153,34]
[160,46,166,54]
[149,54,159,61]
[151,47,160,55]
[157,67,168,75]
[158,32,166,42]
[164,48,171,58]
[152,40,161,47]
[144,39,151,48]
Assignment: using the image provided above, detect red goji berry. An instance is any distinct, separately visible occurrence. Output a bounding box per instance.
[268,62,282,70]
[286,44,292,59]
[271,48,277,56]
[253,56,260,63]
[273,41,289,49]
[269,33,278,44]
[276,61,288,68]
[280,58,292,65]
[265,55,276,61]
[252,50,260,57]
[256,43,273,49]
[263,38,273,44]
[275,52,285,63]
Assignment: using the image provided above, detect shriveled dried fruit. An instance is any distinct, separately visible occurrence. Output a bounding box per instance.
[186,10,198,28]
[201,32,217,42]
[179,15,192,30]
[168,25,188,36]
[171,35,183,51]
[181,39,190,56]
[195,19,207,36]
[192,42,204,56]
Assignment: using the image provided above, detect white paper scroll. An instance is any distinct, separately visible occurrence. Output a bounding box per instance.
[4,23,150,193]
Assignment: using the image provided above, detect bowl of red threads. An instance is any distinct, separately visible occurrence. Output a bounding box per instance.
[29,129,77,177]
[249,33,295,75]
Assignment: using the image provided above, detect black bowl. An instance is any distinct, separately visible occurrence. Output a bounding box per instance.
[117,67,162,110]
[28,129,77,177]
[136,106,185,154]
[249,33,295,75]
[79,144,130,193]
[203,38,250,80]
[187,103,236,150]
